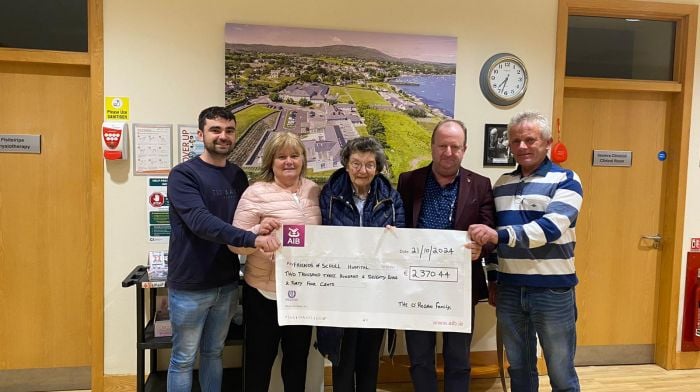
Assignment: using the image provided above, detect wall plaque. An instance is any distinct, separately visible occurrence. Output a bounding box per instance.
[0,134,41,154]
[592,150,632,167]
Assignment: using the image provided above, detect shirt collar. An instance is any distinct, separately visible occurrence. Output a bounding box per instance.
[508,157,552,177]
[428,164,461,187]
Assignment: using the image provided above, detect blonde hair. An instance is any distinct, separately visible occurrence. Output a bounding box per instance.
[258,132,308,182]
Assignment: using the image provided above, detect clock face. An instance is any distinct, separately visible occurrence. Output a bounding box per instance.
[479,53,528,106]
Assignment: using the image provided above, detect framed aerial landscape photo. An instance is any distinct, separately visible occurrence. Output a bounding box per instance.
[483,123,515,167]
[224,23,457,183]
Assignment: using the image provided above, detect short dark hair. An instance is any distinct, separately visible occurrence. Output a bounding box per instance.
[340,136,387,173]
[431,119,467,146]
[198,106,236,131]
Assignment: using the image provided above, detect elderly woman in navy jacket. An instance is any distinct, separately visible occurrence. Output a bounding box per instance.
[317,136,405,392]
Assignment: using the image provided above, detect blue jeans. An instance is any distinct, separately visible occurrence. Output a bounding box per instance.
[167,282,238,392]
[497,284,580,392]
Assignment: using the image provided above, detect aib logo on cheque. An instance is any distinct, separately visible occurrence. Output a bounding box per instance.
[283,225,305,247]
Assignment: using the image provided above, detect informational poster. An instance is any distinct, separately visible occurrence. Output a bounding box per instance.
[275,225,473,333]
[147,177,170,244]
[178,124,203,162]
[133,124,172,175]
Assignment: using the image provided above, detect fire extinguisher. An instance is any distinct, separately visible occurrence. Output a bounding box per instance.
[695,268,700,347]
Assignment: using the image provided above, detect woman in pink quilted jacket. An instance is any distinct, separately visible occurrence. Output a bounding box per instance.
[229,131,321,392]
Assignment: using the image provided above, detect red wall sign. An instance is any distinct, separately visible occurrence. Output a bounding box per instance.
[692,238,700,251]
[149,192,166,208]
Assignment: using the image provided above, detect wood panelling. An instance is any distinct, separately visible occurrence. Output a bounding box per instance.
[0,60,92,370]
[564,89,668,348]
[0,48,90,66]
[564,77,682,92]
[88,0,105,389]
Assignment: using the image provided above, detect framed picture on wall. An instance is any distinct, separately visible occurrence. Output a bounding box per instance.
[483,123,515,167]
[224,23,458,184]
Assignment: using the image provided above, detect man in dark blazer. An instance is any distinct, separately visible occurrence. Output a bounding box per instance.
[397,119,496,392]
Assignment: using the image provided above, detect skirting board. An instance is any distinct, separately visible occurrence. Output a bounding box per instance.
[0,367,90,392]
[575,344,654,366]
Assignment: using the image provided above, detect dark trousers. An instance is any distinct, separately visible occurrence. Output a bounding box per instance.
[243,285,312,392]
[331,327,385,392]
[405,306,476,392]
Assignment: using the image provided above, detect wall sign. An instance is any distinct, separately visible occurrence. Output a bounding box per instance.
[592,150,632,167]
[104,96,130,120]
[178,124,202,162]
[691,238,700,252]
[147,177,170,244]
[0,134,41,154]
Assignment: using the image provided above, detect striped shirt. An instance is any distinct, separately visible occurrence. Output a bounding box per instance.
[493,157,583,288]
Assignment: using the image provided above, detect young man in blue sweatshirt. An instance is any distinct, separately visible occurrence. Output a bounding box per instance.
[469,111,583,392]
[166,106,280,392]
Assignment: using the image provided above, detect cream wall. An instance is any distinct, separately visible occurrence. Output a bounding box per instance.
[103,0,700,378]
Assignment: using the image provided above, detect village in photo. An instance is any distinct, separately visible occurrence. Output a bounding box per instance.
[224,24,457,183]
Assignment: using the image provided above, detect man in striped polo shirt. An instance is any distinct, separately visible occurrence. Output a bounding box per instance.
[469,111,583,392]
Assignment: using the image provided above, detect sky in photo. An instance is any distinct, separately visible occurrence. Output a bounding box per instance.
[225,23,457,64]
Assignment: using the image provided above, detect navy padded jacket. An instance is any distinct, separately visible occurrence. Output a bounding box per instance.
[316,168,405,364]
[319,168,405,228]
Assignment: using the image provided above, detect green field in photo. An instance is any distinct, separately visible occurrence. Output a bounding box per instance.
[234,104,277,137]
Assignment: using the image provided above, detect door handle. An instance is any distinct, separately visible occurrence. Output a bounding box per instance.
[641,234,662,249]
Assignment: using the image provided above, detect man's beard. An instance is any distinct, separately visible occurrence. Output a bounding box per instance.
[204,141,234,158]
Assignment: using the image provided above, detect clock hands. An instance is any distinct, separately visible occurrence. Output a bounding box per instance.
[497,74,509,93]
[480,53,527,106]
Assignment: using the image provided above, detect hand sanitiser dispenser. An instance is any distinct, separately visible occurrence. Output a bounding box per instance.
[102,122,128,160]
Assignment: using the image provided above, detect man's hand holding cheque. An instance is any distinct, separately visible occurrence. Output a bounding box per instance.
[468,224,499,246]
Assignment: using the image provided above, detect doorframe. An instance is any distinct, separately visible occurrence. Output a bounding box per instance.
[88,0,105,389]
[553,0,697,369]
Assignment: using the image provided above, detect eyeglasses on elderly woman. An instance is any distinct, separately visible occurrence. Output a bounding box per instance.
[348,160,377,172]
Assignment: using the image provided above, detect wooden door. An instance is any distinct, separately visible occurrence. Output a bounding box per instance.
[0,61,92,390]
[563,88,669,364]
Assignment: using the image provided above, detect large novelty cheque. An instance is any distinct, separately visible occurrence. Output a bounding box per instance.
[275,225,473,333]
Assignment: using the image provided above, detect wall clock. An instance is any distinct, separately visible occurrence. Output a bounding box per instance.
[479,53,528,106]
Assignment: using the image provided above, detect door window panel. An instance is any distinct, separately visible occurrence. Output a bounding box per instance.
[566,16,675,80]
[0,0,88,52]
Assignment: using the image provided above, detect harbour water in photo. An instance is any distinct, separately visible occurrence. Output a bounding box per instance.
[389,74,456,118]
